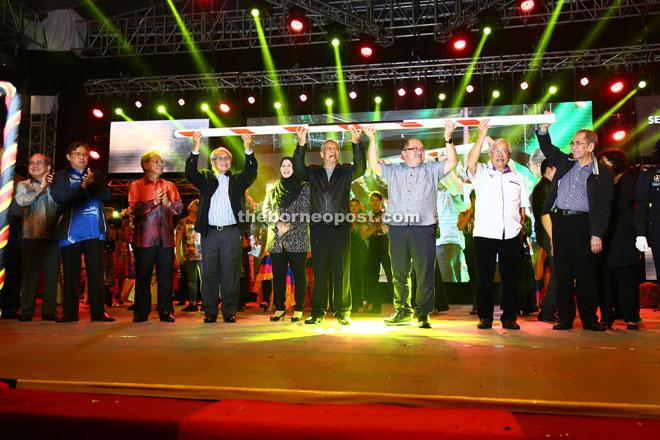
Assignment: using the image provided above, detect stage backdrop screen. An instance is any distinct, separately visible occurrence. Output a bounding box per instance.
[634,95,660,156]
[108,118,210,173]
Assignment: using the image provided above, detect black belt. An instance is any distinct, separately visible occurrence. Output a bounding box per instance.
[209,224,237,230]
[552,208,588,216]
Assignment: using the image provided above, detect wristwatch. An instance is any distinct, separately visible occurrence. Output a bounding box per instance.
[445,139,453,144]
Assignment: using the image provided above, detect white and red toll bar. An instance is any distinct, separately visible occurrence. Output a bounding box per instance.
[173,114,555,138]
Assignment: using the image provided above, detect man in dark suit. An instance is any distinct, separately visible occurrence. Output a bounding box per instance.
[186,131,257,323]
[536,112,614,331]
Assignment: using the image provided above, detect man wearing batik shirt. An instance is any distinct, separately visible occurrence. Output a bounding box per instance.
[175,199,202,312]
[129,151,183,322]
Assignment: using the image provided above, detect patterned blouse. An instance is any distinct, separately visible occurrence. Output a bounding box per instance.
[263,183,310,254]
[175,217,202,261]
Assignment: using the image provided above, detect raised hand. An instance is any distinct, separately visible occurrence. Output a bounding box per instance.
[241,133,253,151]
[540,110,553,131]
[477,119,491,137]
[444,120,457,140]
[296,126,308,146]
[350,126,363,143]
[363,125,376,141]
[81,170,95,189]
[192,130,203,152]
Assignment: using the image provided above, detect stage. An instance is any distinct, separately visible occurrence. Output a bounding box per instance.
[1,303,659,421]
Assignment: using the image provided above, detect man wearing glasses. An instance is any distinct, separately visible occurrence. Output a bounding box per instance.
[536,112,614,331]
[129,151,183,322]
[467,120,530,330]
[51,142,114,322]
[367,122,458,328]
[187,131,257,323]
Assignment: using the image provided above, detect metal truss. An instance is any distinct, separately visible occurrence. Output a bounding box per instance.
[85,43,660,95]
[0,0,45,49]
[108,178,199,197]
[76,0,660,57]
[29,108,58,166]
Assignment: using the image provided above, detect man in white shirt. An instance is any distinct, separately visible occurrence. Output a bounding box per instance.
[467,120,530,330]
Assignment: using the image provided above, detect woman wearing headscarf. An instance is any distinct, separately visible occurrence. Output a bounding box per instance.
[262,157,311,322]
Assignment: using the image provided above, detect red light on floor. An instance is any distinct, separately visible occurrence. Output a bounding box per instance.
[453,39,466,51]
[612,130,627,141]
[89,151,100,160]
[520,1,535,12]
[360,46,373,58]
[290,19,304,32]
[92,108,104,119]
[219,103,231,113]
[610,81,624,93]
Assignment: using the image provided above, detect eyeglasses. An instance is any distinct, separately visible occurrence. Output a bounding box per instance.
[569,140,587,147]
[69,151,89,158]
[491,149,510,155]
[403,147,424,152]
[149,159,164,165]
[212,156,231,162]
[29,161,46,166]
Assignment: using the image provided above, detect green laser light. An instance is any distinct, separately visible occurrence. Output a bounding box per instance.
[157,105,166,113]
[549,86,557,94]
[274,102,282,109]
[374,96,382,104]
[492,90,500,98]
[438,93,446,101]
[331,38,340,47]
[639,80,647,89]
[251,9,259,17]
[201,103,209,111]
[325,98,333,106]
[483,27,492,35]
[115,108,123,115]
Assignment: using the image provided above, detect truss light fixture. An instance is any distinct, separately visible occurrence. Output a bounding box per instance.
[325,98,333,106]
[219,103,231,113]
[466,84,475,93]
[549,86,557,94]
[414,86,424,96]
[201,103,209,111]
[520,1,536,13]
[374,96,382,104]
[612,129,627,141]
[299,92,309,102]
[639,80,647,89]
[580,76,590,87]
[520,81,529,90]
[290,19,304,32]
[348,89,358,100]
[247,95,256,104]
[134,100,143,108]
[115,108,123,115]
[92,108,104,119]
[438,93,447,101]
[397,87,406,97]
[360,45,373,58]
[89,151,101,160]
[274,102,282,109]
[610,81,624,94]
[453,38,467,51]
[178,98,186,106]
[157,105,166,113]
[492,90,500,98]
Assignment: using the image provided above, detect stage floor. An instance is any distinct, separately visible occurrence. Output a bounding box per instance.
[1,303,659,419]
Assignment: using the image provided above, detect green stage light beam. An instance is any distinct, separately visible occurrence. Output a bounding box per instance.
[593,88,638,130]
[203,109,242,151]
[576,0,622,52]
[165,0,213,80]
[374,96,382,121]
[333,44,350,115]
[254,15,287,121]
[452,31,490,108]
[117,112,134,122]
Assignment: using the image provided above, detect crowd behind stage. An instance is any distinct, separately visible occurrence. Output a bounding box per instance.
[1,113,658,331]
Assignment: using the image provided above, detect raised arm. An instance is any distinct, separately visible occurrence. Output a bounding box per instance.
[237,133,258,189]
[535,111,567,166]
[364,125,381,177]
[350,127,366,181]
[442,120,459,175]
[293,126,310,180]
[185,131,205,189]
[467,119,490,176]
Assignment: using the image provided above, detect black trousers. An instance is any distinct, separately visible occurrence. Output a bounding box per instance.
[183,260,202,303]
[0,223,21,317]
[601,263,640,323]
[474,236,520,322]
[463,235,477,308]
[309,225,351,317]
[271,251,307,311]
[389,225,436,315]
[551,213,599,325]
[133,246,174,318]
[20,239,59,317]
[365,235,394,306]
[201,227,242,317]
[60,239,106,317]
[539,235,558,315]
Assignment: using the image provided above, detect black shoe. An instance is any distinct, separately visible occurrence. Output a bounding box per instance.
[18,315,32,321]
[133,315,148,323]
[181,304,198,312]
[502,319,520,330]
[270,311,286,321]
[553,321,573,330]
[477,318,493,329]
[204,314,217,323]
[627,323,639,330]
[582,321,606,331]
[336,314,352,325]
[538,313,559,323]
[56,315,79,323]
[469,307,478,316]
[291,312,303,323]
[259,302,268,311]
[41,314,57,321]
[159,313,175,322]
[384,311,413,326]
[91,313,115,322]
[417,315,431,329]
[304,315,324,325]
[223,315,236,323]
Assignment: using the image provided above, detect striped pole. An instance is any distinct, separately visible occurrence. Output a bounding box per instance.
[174,113,555,138]
[0,82,21,290]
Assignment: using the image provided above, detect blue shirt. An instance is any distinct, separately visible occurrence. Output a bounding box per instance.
[59,168,106,247]
[556,160,593,212]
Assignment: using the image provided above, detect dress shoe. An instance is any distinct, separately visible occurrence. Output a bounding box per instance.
[181,304,198,312]
[627,323,639,330]
[159,313,175,322]
[223,315,236,323]
[56,315,79,323]
[133,315,148,323]
[538,313,559,323]
[41,314,58,321]
[270,311,286,321]
[259,302,269,311]
[553,321,573,330]
[18,315,32,321]
[291,311,303,323]
[417,314,431,329]
[304,315,324,325]
[469,307,478,315]
[91,313,116,322]
[204,314,217,323]
[477,318,493,329]
[582,321,606,331]
[384,311,413,326]
[336,314,352,325]
[502,319,520,330]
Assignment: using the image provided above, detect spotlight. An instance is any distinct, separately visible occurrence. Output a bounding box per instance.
[288,7,306,33]
[247,95,256,104]
[549,86,557,94]
[251,9,259,17]
[438,93,447,101]
[360,45,373,58]
[178,98,186,106]
[325,98,333,106]
[331,38,340,47]
[520,81,529,90]
[466,84,474,93]
[374,96,382,104]
[397,87,406,97]
[453,39,467,51]
[134,100,143,108]
[639,80,647,89]
[157,105,166,113]
[492,90,500,98]
[612,130,627,141]
[219,103,230,113]
[201,103,209,111]
[414,86,424,96]
[610,81,624,93]
[519,1,536,12]
[115,108,123,115]
[92,108,104,119]
[274,102,282,109]
[290,19,304,32]
[483,27,492,35]
[580,76,590,87]
[348,90,358,100]
[299,92,308,102]
[89,151,100,160]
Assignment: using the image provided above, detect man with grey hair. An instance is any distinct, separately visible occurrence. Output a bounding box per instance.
[129,150,183,322]
[467,120,530,330]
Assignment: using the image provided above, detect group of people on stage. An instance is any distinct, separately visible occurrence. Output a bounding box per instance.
[1,111,653,331]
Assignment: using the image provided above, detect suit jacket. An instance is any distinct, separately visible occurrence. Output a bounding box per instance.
[536,131,613,239]
[185,152,257,235]
[634,165,660,244]
[603,174,637,268]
